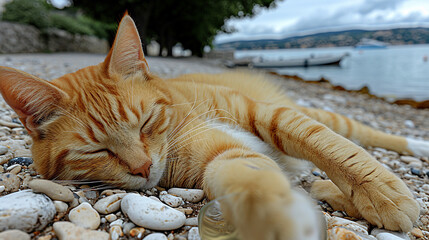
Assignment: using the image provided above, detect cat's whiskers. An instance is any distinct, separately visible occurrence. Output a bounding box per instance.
[167,98,210,141]
[167,138,210,156]
[167,116,234,150]
[167,108,235,142]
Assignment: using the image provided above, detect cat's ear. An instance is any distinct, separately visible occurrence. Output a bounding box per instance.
[104,14,150,78]
[0,66,68,134]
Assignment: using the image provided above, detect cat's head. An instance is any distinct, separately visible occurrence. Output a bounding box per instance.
[0,15,172,189]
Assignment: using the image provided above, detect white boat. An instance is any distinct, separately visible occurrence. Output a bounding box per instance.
[355,38,388,49]
[251,54,346,68]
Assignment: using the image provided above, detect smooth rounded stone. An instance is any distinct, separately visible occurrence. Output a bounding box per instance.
[110,225,123,240]
[121,193,186,231]
[29,179,74,202]
[410,168,422,176]
[185,217,198,226]
[371,229,410,240]
[0,153,13,165]
[143,233,168,240]
[0,190,56,232]
[54,201,69,213]
[0,229,31,240]
[123,222,136,235]
[0,185,5,193]
[188,227,201,240]
[93,193,126,214]
[400,156,421,164]
[326,215,369,235]
[0,173,20,192]
[422,184,429,192]
[0,145,9,155]
[328,227,376,240]
[410,228,424,238]
[69,202,100,230]
[7,157,33,166]
[159,191,184,207]
[110,219,124,227]
[13,149,32,158]
[408,161,423,169]
[53,221,109,240]
[168,188,205,203]
[129,227,146,238]
[105,214,117,222]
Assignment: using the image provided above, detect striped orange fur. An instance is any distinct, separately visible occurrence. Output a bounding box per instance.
[0,15,425,239]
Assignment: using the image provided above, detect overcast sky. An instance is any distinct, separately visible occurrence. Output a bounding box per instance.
[50,0,429,44]
[215,0,429,43]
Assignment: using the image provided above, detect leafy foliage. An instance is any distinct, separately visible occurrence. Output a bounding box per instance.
[1,0,114,39]
[2,0,51,29]
[71,0,280,56]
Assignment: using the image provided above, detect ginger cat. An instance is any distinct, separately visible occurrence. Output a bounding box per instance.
[0,15,427,239]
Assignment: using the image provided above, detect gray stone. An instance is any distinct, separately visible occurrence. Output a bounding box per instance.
[0,190,56,232]
[0,145,8,155]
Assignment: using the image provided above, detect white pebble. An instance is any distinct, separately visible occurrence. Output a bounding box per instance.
[110,219,123,227]
[93,193,126,214]
[69,202,100,230]
[159,191,184,207]
[121,193,186,231]
[53,221,109,240]
[185,217,198,226]
[371,228,410,240]
[168,188,205,203]
[0,190,56,232]
[404,120,415,128]
[0,186,5,193]
[54,201,68,213]
[143,233,168,240]
[105,214,117,222]
[0,229,30,240]
[123,222,135,235]
[188,227,201,240]
[109,225,123,240]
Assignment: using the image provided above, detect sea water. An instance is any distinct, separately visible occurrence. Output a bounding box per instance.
[235,44,429,101]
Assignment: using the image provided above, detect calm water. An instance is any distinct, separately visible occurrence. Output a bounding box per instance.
[235,45,429,101]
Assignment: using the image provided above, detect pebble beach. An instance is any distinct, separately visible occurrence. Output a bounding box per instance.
[0,53,428,240]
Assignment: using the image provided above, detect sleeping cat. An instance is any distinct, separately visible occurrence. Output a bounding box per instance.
[0,15,428,239]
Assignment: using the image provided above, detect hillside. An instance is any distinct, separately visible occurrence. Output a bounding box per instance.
[215,28,429,50]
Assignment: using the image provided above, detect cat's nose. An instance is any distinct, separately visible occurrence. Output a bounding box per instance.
[131,161,152,178]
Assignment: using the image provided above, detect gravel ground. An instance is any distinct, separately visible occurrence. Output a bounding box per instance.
[0,53,428,240]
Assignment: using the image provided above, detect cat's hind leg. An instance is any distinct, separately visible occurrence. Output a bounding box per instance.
[203,149,322,240]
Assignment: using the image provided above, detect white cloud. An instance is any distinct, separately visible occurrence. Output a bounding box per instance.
[215,0,429,43]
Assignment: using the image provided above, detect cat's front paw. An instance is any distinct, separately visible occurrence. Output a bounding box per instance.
[350,172,419,232]
[225,187,323,240]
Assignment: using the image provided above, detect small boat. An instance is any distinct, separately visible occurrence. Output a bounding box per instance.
[355,38,388,49]
[251,54,346,68]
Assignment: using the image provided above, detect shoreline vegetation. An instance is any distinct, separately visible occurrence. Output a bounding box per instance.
[270,72,429,109]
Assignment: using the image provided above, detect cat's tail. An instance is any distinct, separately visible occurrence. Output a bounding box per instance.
[297,107,429,157]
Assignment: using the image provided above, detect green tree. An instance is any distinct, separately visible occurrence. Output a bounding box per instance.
[71,0,280,56]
